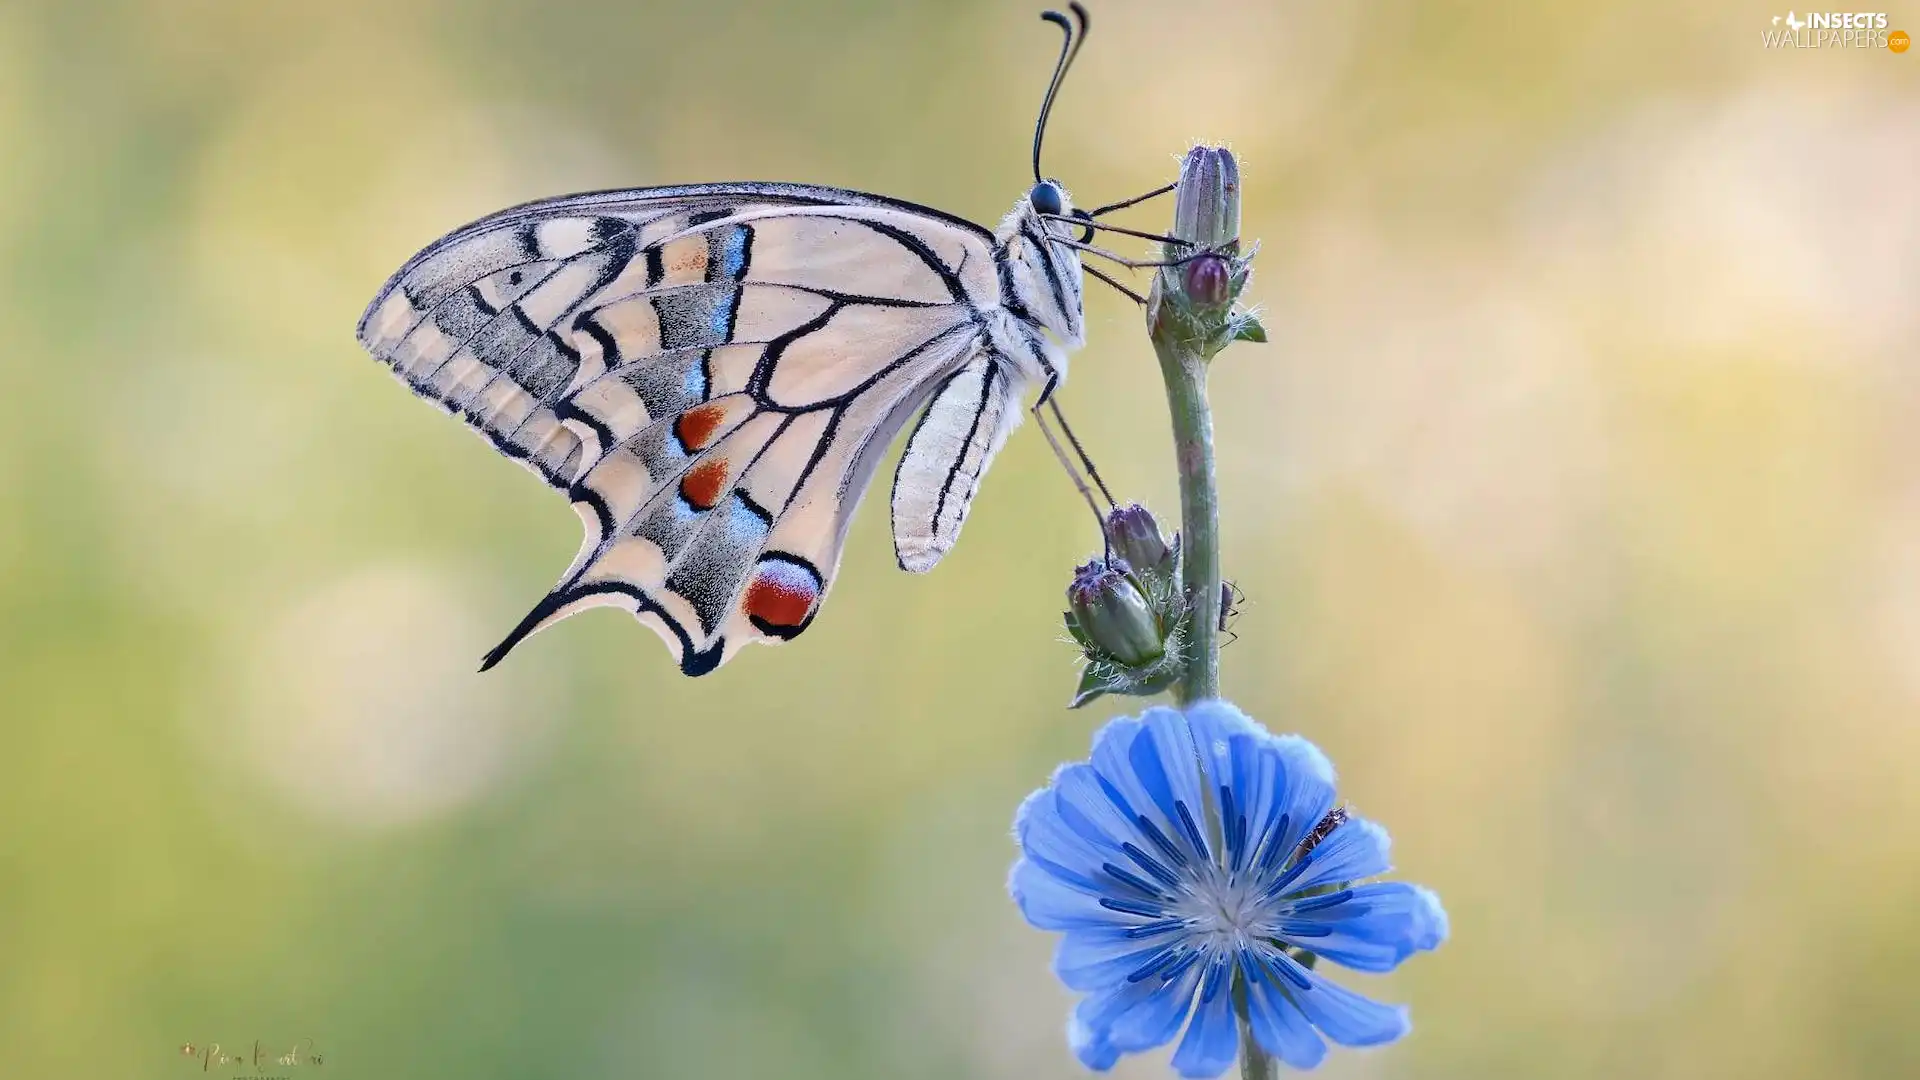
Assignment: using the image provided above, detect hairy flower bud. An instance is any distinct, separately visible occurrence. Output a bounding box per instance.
[1063,547,1190,709]
[1170,146,1240,256]
[1103,503,1173,578]
[1183,254,1231,309]
[1066,560,1164,668]
[1152,146,1255,362]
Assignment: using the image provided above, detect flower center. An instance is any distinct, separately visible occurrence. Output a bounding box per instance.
[1174,869,1269,950]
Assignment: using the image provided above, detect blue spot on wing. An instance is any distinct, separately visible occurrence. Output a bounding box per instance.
[719,226,750,281]
[685,355,708,401]
[726,495,771,545]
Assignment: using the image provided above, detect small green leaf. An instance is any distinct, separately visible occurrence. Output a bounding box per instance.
[1231,313,1267,343]
[1131,663,1183,697]
[1069,666,1113,709]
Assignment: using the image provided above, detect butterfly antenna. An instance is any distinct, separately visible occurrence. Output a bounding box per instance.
[1032,2,1090,184]
[1048,398,1115,508]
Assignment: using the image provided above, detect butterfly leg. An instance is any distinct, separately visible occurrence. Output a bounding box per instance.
[1082,263,1147,305]
[1046,398,1114,507]
[1034,370,1059,409]
[1031,395,1111,544]
[1086,181,1177,218]
[1041,214,1191,247]
[1054,237,1223,271]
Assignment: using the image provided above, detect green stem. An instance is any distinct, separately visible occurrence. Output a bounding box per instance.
[1232,974,1276,1080]
[1153,324,1220,705]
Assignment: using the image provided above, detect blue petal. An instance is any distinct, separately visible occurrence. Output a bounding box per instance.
[1016,777,1122,890]
[1069,1013,1121,1072]
[1088,717,1184,859]
[1184,702,1261,792]
[1275,953,1411,1048]
[1246,734,1338,874]
[1053,759,1155,854]
[1277,882,1448,973]
[1278,818,1392,897]
[1186,703,1264,869]
[1052,771,1199,907]
[1241,952,1327,1070]
[1184,700,1260,742]
[1075,950,1202,1053]
[1009,857,1132,931]
[1014,774,1186,934]
[1169,953,1240,1078]
[1055,923,1185,991]
[1408,884,1449,947]
[1107,947,1206,1053]
[1128,707,1217,864]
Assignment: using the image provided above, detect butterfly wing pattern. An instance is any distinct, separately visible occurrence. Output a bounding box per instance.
[357,182,1084,675]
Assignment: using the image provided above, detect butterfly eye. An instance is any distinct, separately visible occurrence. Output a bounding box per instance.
[1028,181,1064,218]
[1071,208,1094,244]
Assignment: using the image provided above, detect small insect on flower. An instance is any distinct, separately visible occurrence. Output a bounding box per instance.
[1009,703,1447,1078]
[1296,805,1347,860]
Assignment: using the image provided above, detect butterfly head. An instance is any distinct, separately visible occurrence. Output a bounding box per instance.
[996,181,1088,353]
[1029,180,1064,217]
[1029,180,1096,239]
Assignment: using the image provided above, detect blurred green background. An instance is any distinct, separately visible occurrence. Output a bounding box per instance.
[3,1,1917,1077]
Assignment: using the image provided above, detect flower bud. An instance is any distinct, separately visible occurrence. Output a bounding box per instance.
[1183,254,1231,309]
[1152,147,1252,361]
[1066,560,1165,668]
[1170,146,1240,255]
[1104,503,1173,577]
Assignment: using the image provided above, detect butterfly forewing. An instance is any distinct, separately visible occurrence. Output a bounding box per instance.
[357,183,1026,674]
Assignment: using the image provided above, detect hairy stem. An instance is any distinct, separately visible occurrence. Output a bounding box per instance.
[1233,974,1276,1080]
[1155,327,1220,705]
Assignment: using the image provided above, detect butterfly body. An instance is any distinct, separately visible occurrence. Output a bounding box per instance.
[357,181,1088,674]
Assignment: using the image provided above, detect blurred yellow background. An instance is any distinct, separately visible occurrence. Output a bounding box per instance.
[3,1,1916,1077]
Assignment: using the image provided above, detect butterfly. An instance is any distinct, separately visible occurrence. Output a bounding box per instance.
[355,4,1179,675]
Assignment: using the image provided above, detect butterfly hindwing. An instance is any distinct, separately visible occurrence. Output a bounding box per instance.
[357,184,1009,673]
[486,327,980,674]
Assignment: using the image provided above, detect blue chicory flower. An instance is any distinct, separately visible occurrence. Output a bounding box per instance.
[1009,702,1447,1077]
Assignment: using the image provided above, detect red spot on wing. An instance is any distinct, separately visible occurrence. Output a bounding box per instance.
[678,458,729,511]
[745,568,818,631]
[674,403,728,452]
